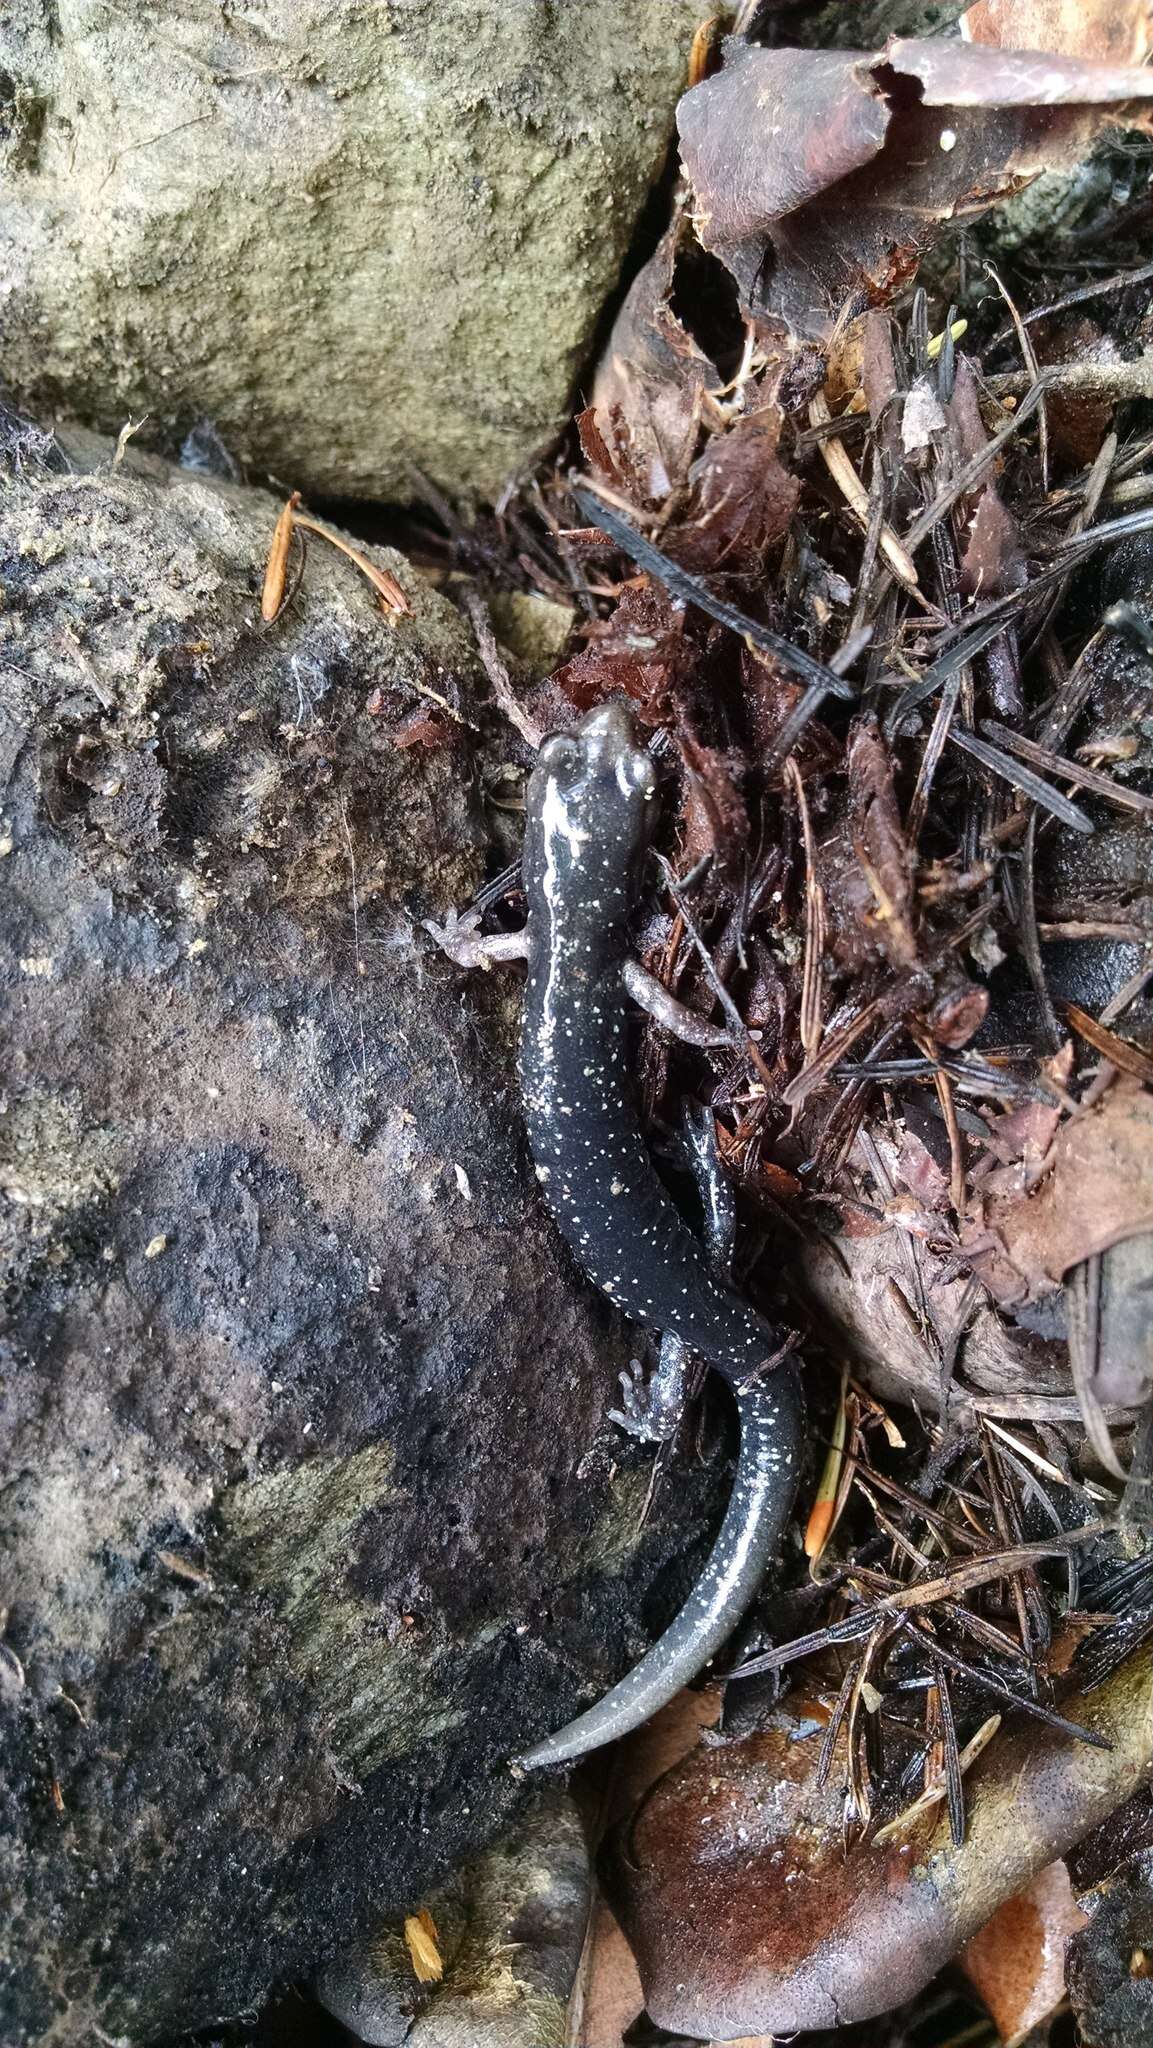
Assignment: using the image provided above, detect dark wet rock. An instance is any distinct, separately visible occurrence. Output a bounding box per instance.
[1068,1849,1153,2048]
[0,426,724,2045]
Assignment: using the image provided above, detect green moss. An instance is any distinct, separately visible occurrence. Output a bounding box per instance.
[572,1465,654,1576]
[219,1443,459,1772]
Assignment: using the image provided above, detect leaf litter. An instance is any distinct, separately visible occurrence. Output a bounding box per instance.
[397,0,1153,2036]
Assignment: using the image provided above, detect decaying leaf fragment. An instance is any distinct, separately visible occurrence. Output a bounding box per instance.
[671,403,799,575]
[964,1080,1153,1308]
[847,717,918,972]
[676,33,1153,335]
[552,582,687,724]
[608,1652,1153,2039]
[589,217,723,501]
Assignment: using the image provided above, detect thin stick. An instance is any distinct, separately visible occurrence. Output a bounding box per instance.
[947,728,1095,834]
[905,1022,965,1216]
[787,756,825,1059]
[655,856,775,1089]
[982,720,1153,816]
[461,586,543,749]
[985,353,1153,404]
[1101,958,1153,1027]
[768,624,873,768]
[572,484,858,701]
[987,265,1048,492]
[781,993,889,1109]
[865,1526,1104,1617]
[1066,1002,1153,1083]
[888,507,1153,728]
[987,260,1153,344]
[906,671,961,848]
[872,1714,1001,1844]
[809,388,920,590]
[1020,812,1062,1052]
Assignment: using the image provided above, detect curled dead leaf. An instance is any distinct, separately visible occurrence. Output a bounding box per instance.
[964,1080,1153,1307]
[589,218,722,501]
[608,1653,1152,2039]
[676,35,1153,336]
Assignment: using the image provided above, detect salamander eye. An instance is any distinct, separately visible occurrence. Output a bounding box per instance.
[539,732,582,780]
[616,747,658,801]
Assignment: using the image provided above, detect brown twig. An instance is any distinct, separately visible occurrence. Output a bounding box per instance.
[460,586,544,749]
[1065,1003,1153,1083]
[787,757,825,1060]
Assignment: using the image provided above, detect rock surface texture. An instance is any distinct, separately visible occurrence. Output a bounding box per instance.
[0,0,700,500]
[0,425,720,2045]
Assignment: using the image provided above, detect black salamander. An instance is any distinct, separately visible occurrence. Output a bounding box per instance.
[517,699,803,1769]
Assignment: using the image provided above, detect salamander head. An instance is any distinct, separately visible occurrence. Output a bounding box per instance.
[527,700,657,898]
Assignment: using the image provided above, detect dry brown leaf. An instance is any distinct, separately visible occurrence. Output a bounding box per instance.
[589,218,722,500]
[607,1655,1152,2039]
[975,1097,1064,1186]
[961,1861,1088,2048]
[964,1080,1153,1306]
[571,1899,644,2048]
[963,0,1153,65]
[676,37,1153,336]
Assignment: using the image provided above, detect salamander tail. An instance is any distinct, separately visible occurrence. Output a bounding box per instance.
[514,1365,803,1771]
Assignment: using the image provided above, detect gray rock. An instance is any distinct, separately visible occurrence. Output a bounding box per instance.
[0,420,722,2045]
[0,0,701,500]
[316,1787,589,2047]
